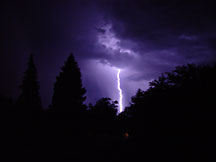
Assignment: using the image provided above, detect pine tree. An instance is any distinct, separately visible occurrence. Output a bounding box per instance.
[17,54,42,118]
[50,53,86,115]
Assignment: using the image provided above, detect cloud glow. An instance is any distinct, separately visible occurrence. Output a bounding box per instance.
[97,24,136,56]
[96,23,139,111]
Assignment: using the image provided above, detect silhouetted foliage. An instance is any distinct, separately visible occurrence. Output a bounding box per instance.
[44,54,87,144]
[88,98,118,135]
[122,64,216,161]
[50,54,86,115]
[16,54,42,120]
[3,54,216,162]
[89,98,118,118]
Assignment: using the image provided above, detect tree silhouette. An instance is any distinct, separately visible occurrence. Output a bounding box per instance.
[50,53,86,116]
[89,98,118,117]
[126,64,216,132]
[16,54,42,119]
[88,98,118,135]
[121,64,216,162]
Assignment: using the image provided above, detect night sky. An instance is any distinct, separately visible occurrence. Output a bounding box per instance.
[1,0,216,110]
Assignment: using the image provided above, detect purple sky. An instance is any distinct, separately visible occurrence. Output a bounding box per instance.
[1,0,216,110]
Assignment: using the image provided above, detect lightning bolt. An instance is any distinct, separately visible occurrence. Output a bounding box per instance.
[117,69,123,113]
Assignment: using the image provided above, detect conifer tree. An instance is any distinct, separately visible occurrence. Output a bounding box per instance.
[17,54,42,118]
[51,53,86,115]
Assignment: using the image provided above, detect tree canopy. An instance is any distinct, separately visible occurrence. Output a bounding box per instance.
[16,54,42,117]
[50,54,86,115]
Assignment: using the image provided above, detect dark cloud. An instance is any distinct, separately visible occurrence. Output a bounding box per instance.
[1,0,216,109]
[95,0,216,79]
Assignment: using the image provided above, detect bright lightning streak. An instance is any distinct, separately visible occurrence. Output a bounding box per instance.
[117,69,123,113]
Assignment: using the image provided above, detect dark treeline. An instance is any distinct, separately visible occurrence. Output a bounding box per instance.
[1,54,216,162]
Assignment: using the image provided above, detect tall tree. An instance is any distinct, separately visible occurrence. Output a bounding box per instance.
[17,54,42,118]
[50,53,86,115]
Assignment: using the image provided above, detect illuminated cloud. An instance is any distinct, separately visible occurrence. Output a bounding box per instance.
[96,23,137,111]
[97,24,136,57]
[1,0,216,108]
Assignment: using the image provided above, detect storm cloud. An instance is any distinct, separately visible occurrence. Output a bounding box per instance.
[1,0,216,108]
